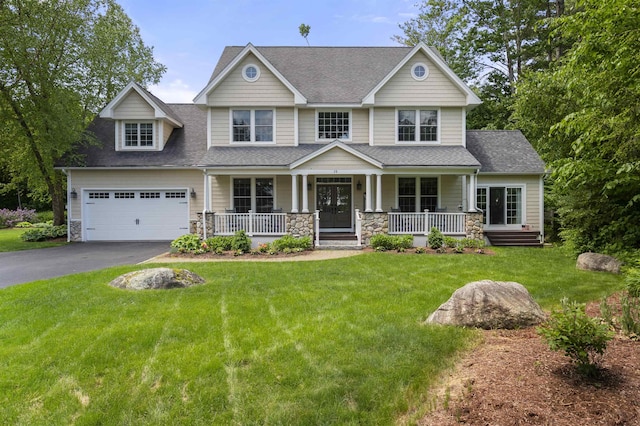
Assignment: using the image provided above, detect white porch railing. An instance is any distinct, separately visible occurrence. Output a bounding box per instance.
[214,211,287,236]
[388,211,466,235]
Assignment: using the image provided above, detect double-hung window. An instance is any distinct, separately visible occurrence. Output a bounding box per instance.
[397,109,438,143]
[477,186,523,226]
[233,178,274,213]
[124,122,154,147]
[317,111,350,140]
[232,109,274,142]
[398,177,438,212]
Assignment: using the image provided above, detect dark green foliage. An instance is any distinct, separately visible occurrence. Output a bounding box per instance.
[537,298,613,377]
[170,234,201,253]
[626,268,640,298]
[230,230,251,253]
[20,225,66,242]
[271,235,312,252]
[204,236,234,252]
[370,234,413,251]
[427,227,444,249]
[620,293,640,337]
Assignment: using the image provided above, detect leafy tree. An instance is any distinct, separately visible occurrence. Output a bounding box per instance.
[0,0,165,224]
[299,23,311,46]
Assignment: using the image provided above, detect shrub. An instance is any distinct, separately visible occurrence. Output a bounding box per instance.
[620,293,640,337]
[443,236,459,248]
[231,230,251,253]
[415,246,427,254]
[20,225,67,242]
[427,227,444,249]
[537,298,613,377]
[170,234,202,253]
[625,268,640,298]
[0,208,37,228]
[14,222,33,228]
[461,238,485,249]
[272,235,312,252]
[204,236,234,252]
[35,211,54,223]
[370,234,413,250]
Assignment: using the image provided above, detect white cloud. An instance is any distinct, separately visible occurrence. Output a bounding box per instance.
[148,79,198,103]
[351,14,393,24]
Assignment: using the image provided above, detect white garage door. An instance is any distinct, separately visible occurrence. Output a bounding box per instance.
[84,190,190,241]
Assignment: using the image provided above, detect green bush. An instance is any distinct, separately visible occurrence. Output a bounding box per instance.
[537,298,613,377]
[170,234,202,253]
[370,234,413,251]
[20,225,67,242]
[35,211,54,223]
[427,227,444,249]
[625,268,640,298]
[620,293,640,337]
[272,235,312,252]
[204,236,234,252]
[14,221,33,228]
[443,236,458,248]
[231,230,251,253]
[461,238,485,249]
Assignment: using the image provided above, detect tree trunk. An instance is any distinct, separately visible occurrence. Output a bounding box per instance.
[51,171,66,226]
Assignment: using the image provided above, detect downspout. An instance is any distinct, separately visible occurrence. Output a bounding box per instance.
[202,169,209,238]
[61,168,71,242]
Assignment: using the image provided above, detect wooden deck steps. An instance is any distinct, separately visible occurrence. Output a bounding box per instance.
[485,231,543,247]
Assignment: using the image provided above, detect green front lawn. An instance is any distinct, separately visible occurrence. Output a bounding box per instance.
[0,248,623,425]
[0,228,67,252]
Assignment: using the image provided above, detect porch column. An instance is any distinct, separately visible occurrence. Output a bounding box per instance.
[375,173,383,212]
[291,175,299,213]
[468,174,477,212]
[461,175,467,212]
[365,174,373,212]
[301,174,309,213]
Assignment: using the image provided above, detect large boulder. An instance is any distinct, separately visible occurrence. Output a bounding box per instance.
[425,280,546,329]
[109,268,205,290]
[576,252,622,274]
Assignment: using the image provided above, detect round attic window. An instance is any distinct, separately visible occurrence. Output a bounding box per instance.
[411,62,429,81]
[242,64,260,82]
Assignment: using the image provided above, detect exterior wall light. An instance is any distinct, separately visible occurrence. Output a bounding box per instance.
[190,188,196,198]
[70,188,78,199]
[356,180,362,191]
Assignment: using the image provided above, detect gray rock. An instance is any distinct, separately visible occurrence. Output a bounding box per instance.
[425,280,546,329]
[109,268,205,290]
[576,252,622,274]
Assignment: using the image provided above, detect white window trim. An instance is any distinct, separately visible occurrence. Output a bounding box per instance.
[411,62,430,81]
[120,121,156,150]
[229,109,277,145]
[395,176,441,212]
[395,108,441,145]
[229,176,277,212]
[315,109,353,142]
[477,184,527,228]
[242,64,261,82]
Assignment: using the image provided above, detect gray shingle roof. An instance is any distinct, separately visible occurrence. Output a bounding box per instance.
[133,82,184,125]
[210,46,413,104]
[466,130,545,174]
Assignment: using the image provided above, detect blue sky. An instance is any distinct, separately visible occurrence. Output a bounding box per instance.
[117,0,419,103]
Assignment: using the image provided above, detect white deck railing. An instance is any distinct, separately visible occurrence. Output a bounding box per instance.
[214,211,287,236]
[388,211,466,235]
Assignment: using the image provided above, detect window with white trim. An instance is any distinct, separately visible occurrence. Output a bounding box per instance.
[411,62,429,81]
[233,178,274,213]
[477,186,523,225]
[397,109,438,142]
[242,64,260,82]
[124,122,154,147]
[232,109,274,142]
[398,177,438,212]
[317,111,350,140]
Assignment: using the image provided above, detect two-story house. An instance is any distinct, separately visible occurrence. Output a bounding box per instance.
[60,42,545,247]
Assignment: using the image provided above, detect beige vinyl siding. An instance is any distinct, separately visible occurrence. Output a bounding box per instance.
[374,51,467,106]
[162,121,175,148]
[210,108,229,146]
[275,175,292,211]
[211,175,230,211]
[440,108,464,146]
[381,175,396,210]
[477,174,543,231]
[276,108,295,146]
[440,175,463,210]
[351,109,369,143]
[372,107,396,145]
[207,54,294,106]
[297,148,375,171]
[69,169,203,219]
[113,92,155,119]
[298,109,315,144]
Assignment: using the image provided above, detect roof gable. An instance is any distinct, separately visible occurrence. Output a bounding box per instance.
[99,82,183,127]
[290,141,383,169]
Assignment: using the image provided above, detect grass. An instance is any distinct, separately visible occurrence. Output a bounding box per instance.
[0,248,623,425]
[0,228,67,252]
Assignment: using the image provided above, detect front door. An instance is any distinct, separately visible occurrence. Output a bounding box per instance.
[489,187,505,225]
[317,180,352,230]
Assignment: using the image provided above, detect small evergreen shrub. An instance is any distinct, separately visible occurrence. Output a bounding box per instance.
[170,234,202,253]
[20,225,67,242]
[427,227,444,249]
[272,235,312,252]
[370,234,413,250]
[231,230,251,253]
[537,298,613,377]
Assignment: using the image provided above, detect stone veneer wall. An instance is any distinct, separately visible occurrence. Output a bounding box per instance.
[194,212,214,239]
[287,213,315,238]
[360,212,388,246]
[465,212,484,240]
[69,220,82,242]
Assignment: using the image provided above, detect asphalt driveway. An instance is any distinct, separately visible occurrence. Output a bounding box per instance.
[0,242,170,288]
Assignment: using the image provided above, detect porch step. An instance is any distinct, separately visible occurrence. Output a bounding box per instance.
[485,231,543,247]
[317,233,362,250]
[319,233,358,241]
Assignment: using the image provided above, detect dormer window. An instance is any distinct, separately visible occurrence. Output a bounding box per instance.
[124,122,154,147]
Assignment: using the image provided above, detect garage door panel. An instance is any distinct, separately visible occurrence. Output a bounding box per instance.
[85,190,189,241]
